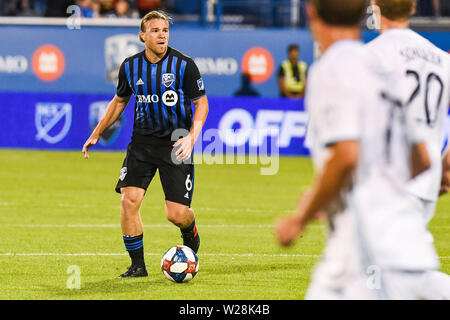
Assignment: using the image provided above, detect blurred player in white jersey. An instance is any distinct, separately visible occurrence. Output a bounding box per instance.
[275,0,449,299]
[367,0,450,228]
[365,0,450,299]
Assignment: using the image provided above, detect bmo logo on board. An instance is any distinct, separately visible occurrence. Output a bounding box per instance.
[32,44,65,82]
[241,47,274,84]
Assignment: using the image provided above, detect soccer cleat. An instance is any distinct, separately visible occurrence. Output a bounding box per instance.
[119,265,148,278]
[181,225,200,253]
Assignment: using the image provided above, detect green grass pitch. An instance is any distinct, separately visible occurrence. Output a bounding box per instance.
[0,149,448,300]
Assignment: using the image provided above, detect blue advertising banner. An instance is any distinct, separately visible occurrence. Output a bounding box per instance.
[0,25,314,98]
[1,23,447,98]
[0,92,308,155]
[0,25,449,155]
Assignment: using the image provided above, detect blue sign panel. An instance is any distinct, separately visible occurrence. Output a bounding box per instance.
[0,92,308,155]
[0,25,315,98]
[0,25,449,155]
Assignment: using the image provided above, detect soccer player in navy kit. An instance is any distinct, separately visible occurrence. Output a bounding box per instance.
[82,10,208,277]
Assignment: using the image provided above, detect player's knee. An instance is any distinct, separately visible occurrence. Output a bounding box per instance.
[121,192,143,212]
[166,206,189,226]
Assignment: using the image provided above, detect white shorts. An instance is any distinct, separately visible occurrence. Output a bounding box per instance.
[305,209,366,299]
[305,197,445,300]
[412,196,436,244]
[306,272,377,300]
[380,270,450,300]
[307,267,450,300]
[411,195,437,225]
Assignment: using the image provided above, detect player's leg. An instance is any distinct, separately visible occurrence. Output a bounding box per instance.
[159,161,200,253]
[372,269,450,299]
[115,146,156,277]
[418,270,450,299]
[305,278,345,300]
[120,186,145,236]
[118,188,149,277]
[164,200,200,253]
[165,200,194,228]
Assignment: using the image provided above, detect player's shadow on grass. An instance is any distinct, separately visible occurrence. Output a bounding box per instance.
[39,260,311,298]
[41,276,198,298]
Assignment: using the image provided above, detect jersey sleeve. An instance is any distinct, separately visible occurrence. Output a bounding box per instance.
[183,58,206,101]
[116,60,133,98]
[314,80,361,147]
[448,62,450,105]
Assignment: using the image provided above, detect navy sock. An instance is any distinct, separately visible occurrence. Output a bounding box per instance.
[181,219,197,237]
[123,234,145,267]
[181,219,195,233]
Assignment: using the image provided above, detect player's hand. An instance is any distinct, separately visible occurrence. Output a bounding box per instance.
[275,215,305,247]
[313,210,327,220]
[439,170,450,196]
[173,134,194,162]
[439,185,449,196]
[82,135,99,159]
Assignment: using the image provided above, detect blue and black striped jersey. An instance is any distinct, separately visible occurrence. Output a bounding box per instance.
[116,47,206,138]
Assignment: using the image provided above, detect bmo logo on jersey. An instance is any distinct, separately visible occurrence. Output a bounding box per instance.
[136,94,159,103]
[162,90,178,107]
[136,90,178,106]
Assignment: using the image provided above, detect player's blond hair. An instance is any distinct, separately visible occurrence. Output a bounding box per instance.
[308,0,367,26]
[139,10,173,43]
[375,0,416,21]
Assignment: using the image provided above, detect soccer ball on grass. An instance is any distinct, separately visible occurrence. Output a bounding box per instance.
[161,245,199,283]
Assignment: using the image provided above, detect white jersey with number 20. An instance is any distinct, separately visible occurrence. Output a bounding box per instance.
[307,39,439,275]
[367,29,450,202]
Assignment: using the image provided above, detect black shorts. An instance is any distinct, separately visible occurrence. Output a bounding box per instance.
[115,134,194,206]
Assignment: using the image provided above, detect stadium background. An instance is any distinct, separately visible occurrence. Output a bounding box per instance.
[1,0,449,154]
[0,0,450,302]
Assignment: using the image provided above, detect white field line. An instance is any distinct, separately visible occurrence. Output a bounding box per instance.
[0,202,294,214]
[0,252,449,259]
[0,252,448,260]
[2,201,450,225]
[3,223,448,230]
[2,223,324,229]
[0,252,321,258]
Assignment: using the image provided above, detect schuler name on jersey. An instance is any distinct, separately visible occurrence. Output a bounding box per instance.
[367,29,450,202]
[116,47,206,138]
[307,39,439,272]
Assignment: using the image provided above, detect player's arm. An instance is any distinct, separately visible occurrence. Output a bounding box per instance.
[276,140,359,246]
[410,142,431,179]
[441,79,450,195]
[82,95,130,159]
[82,59,132,159]
[439,144,450,196]
[174,95,209,161]
[190,95,209,143]
[174,58,209,161]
